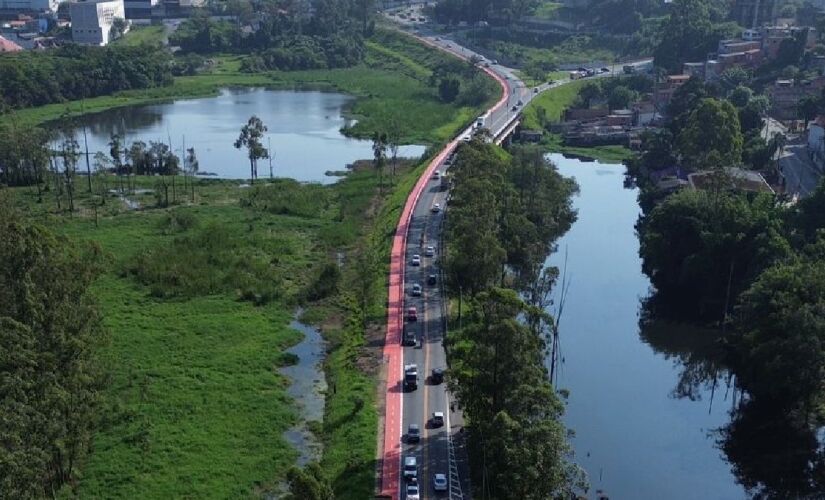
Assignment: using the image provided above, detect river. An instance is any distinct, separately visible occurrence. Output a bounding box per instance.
[63,88,425,183]
[544,154,749,499]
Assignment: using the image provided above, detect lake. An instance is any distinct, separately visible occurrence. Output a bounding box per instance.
[63,89,426,183]
[544,154,747,499]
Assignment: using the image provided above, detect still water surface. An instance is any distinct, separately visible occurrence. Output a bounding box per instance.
[544,155,746,499]
[65,88,425,183]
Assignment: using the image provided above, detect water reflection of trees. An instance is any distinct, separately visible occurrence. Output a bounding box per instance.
[639,297,825,499]
[49,106,165,139]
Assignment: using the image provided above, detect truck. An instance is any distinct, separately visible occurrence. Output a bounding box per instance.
[404,364,419,391]
[623,64,635,75]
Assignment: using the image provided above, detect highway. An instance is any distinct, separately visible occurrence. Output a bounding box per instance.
[379,20,640,500]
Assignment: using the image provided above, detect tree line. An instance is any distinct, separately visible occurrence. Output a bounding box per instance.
[171,0,371,71]
[0,44,172,112]
[443,139,583,498]
[0,198,107,497]
[634,75,825,419]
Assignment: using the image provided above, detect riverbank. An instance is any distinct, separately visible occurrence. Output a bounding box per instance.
[8,29,496,146]
[521,78,636,164]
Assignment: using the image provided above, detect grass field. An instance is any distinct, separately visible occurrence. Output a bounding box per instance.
[5,27,499,499]
[114,25,167,46]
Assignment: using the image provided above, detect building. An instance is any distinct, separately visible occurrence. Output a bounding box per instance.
[123,0,157,18]
[69,0,125,46]
[768,77,825,120]
[732,0,778,28]
[654,74,691,107]
[761,25,817,59]
[688,167,774,194]
[0,0,61,12]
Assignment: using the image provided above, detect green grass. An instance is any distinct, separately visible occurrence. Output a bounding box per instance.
[522,79,587,130]
[114,25,167,46]
[466,36,616,68]
[533,1,563,19]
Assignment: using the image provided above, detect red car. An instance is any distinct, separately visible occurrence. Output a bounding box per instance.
[406,306,418,321]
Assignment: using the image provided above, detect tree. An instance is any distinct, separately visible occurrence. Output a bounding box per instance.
[109,17,128,40]
[728,85,753,108]
[0,202,106,496]
[284,462,334,500]
[653,0,714,73]
[386,116,401,186]
[185,147,199,202]
[577,81,602,108]
[371,130,387,191]
[234,116,268,184]
[733,255,825,412]
[639,189,791,319]
[677,98,743,169]
[607,85,636,110]
[438,76,461,103]
[59,128,80,213]
[797,95,820,129]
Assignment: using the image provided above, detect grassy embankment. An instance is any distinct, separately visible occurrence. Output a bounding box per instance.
[5,28,496,498]
[522,79,635,163]
[113,24,168,46]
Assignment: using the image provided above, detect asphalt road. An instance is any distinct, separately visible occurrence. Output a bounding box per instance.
[387,22,639,500]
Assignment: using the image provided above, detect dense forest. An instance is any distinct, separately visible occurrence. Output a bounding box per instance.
[444,138,582,497]
[0,198,107,497]
[0,45,172,111]
[170,0,370,71]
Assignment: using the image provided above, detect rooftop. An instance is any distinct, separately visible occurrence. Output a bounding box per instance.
[687,167,774,194]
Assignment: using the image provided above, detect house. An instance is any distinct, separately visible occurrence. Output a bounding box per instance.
[654,74,691,107]
[687,167,774,194]
[69,0,126,46]
[767,77,825,121]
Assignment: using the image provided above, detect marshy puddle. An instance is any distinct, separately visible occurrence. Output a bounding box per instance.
[281,315,327,466]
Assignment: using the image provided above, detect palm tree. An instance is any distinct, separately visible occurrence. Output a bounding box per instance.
[372,131,387,191]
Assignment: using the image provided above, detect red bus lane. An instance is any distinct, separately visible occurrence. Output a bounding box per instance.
[379,43,511,499]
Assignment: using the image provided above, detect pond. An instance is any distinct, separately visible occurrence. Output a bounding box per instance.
[544,154,749,499]
[63,89,426,183]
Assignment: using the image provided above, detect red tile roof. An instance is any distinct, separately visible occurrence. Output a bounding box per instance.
[0,36,23,53]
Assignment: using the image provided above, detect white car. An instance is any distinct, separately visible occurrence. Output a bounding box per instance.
[406,481,420,499]
[431,203,441,213]
[424,246,435,257]
[433,473,448,492]
[411,254,421,266]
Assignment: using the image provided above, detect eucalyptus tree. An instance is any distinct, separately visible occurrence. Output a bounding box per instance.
[234,116,268,184]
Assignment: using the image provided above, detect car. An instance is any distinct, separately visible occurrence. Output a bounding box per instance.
[483,62,490,68]
[511,105,518,111]
[431,203,441,213]
[601,67,610,73]
[403,456,418,481]
[491,59,498,64]
[406,306,418,321]
[533,87,539,93]
[411,283,422,296]
[517,99,523,106]
[431,368,444,384]
[427,274,437,285]
[424,246,435,257]
[432,170,440,180]
[407,423,421,443]
[434,36,441,41]
[402,325,416,346]
[433,473,448,492]
[406,481,420,499]
[411,254,421,266]
[431,411,444,427]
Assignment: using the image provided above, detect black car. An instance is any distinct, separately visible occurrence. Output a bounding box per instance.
[431,368,444,384]
[407,423,421,443]
[403,326,417,346]
[427,274,437,285]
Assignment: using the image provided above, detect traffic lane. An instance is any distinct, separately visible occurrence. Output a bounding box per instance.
[400,176,442,497]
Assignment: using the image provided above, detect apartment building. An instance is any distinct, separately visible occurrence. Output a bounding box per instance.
[69,0,125,45]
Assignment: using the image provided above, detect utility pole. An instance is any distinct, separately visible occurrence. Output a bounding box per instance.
[268,136,273,179]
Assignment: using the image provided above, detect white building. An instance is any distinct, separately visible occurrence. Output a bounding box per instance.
[0,0,62,12]
[70,0,126,45]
